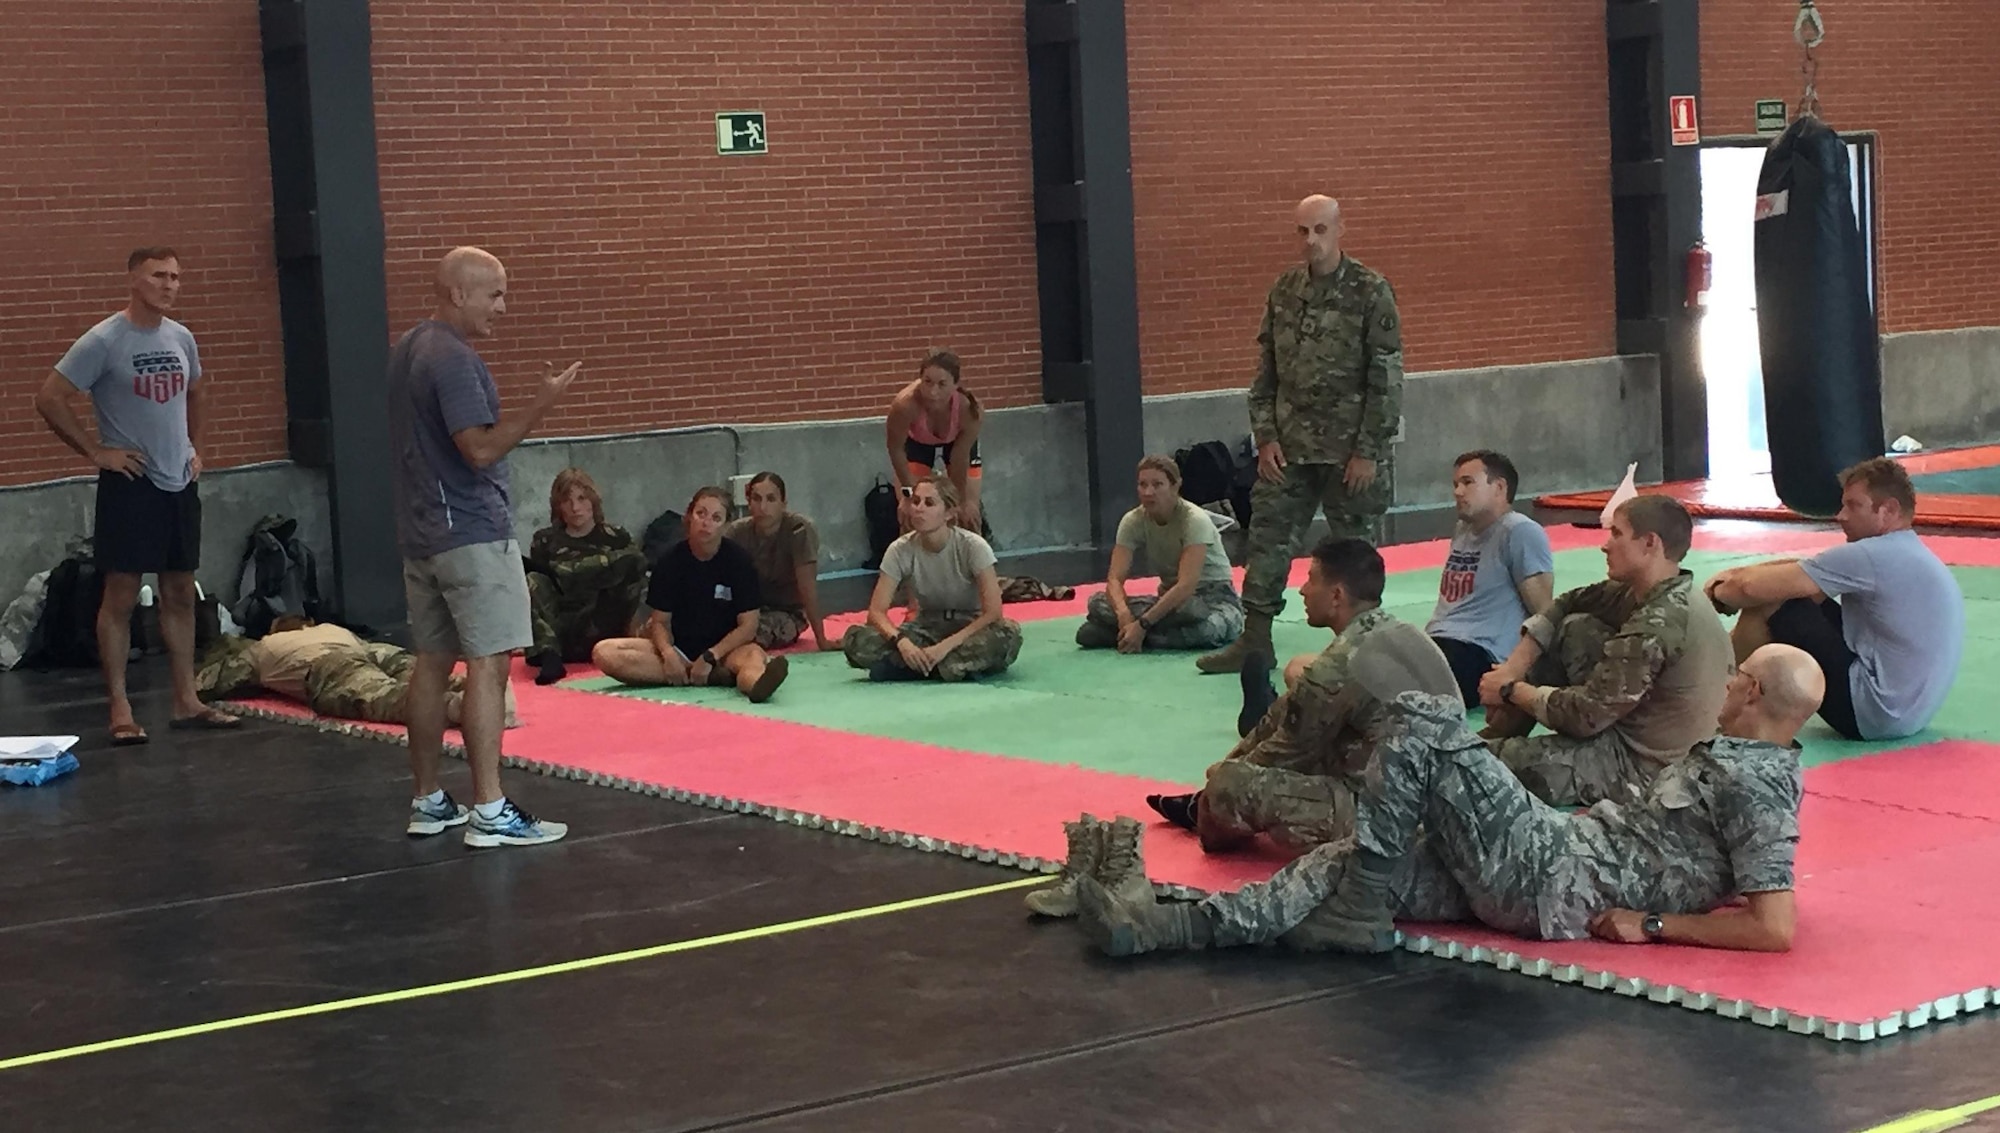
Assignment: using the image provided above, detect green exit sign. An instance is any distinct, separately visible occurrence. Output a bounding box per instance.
[716,112,767,156]
[1755,99,1787,135]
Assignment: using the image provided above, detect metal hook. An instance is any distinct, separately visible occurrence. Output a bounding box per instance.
[1795,1,1826,49]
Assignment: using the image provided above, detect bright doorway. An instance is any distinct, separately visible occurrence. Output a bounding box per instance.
[1698,137,1874,480]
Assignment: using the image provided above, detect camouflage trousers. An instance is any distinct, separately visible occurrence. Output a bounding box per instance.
[1241,460,1391,618]
[526,552,648,663]
[1078,581,1244,651]
[1489,613,1655,807]
[303,644,432,723]
[1196,684,1359,853]
[753,607,807,650]
[998,576,1075,604]
[1199,703,1588,948]
[842,613,1023,681]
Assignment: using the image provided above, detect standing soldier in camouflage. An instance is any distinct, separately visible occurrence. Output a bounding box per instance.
[1198,195,1404,676]
[1067,643,1820,958]
[1139,538,1458,860]
[524,468,648,685]
[1476,496,1733,807]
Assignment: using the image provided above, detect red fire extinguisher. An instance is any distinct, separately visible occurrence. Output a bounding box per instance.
[1685,240,1713,308]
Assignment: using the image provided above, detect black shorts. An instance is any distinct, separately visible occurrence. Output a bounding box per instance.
[1431,636,1497,708]
[1764,596,1861,739]
[903,436,982,477]
[94,471,201,575]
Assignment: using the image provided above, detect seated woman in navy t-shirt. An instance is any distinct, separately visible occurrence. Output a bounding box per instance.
[592,486,790,703]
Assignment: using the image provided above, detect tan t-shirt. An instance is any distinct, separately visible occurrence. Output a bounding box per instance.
[249,623,365,699]
[880,527,997,614]
[723,512,820,611]
[1114,499,1234,588]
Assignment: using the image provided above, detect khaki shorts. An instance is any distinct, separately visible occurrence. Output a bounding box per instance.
[403,539,533,659]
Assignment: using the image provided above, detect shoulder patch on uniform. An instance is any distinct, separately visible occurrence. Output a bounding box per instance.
[1379,312,1398,332]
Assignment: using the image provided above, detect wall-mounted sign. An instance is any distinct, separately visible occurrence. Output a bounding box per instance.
[716,112,767,156]
[1755,99,1788,135]
[1669,96,1699,145]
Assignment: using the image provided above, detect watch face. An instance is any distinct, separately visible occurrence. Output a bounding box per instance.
[1642,914,1665,938]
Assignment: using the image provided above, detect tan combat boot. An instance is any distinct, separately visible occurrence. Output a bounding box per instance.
[1093,816,1157,907]
[1195,613,1274,675]
[1024,814,1106,917]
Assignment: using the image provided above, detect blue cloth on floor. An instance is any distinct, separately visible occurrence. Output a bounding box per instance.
[1,751,79,787]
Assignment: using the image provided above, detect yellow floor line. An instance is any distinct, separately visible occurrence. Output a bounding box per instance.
[1857,1094,2000,1133]
[0,875,1046,1072]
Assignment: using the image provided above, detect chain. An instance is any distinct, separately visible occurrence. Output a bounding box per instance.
[1795,0,1826,118]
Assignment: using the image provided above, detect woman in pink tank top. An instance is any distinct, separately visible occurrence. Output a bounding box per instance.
[885,349,986,532]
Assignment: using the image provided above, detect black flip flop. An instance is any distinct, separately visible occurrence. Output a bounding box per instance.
[110,724,150,746]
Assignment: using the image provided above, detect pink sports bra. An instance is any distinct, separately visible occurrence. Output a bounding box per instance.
[907,388,964,446]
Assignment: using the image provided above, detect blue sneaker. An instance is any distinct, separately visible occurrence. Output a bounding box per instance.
[464,800,569,848]
[408,791,471,836]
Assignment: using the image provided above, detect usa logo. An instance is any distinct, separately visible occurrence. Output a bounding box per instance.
[131,351,187,405]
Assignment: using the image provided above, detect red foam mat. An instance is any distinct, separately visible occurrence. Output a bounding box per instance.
[232,654,2000,1043]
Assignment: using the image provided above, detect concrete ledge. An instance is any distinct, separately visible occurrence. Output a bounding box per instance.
[0,462,333,612]
[0,354,1655,608]
[1882,326,2000,449]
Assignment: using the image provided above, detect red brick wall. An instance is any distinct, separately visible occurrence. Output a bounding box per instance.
[367,3,1046,436]
[0,2,286,488]
[1127,0,1620,396]
[1703,0,2000,333]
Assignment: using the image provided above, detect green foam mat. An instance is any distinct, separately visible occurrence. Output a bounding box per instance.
[573,553,2000,780]
[1913,466,2000,496]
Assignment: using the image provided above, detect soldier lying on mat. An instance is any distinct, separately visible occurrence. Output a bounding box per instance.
[1055,643,1819,958]
[593,486,790,703]
[1477,496,1733,808]
[843,474,1022,682]
[197,616,518,727]
[1074,454,1245,655]
[1121,538,1448,866]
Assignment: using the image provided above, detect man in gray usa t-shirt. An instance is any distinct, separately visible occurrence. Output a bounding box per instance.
[33,247,239,743]
[1425,451,1556,706]
[1707,457,1964,740]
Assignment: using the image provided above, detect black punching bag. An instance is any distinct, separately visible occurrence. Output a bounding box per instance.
[1753,116,1883,517]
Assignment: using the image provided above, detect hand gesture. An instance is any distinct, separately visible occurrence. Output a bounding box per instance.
[539,360,583,403]
[687,658,714,687]
[657,644,690,687]
[94,447,146,479]
[1256,441,1287,485]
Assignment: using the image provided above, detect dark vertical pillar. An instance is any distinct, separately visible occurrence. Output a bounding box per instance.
[1025,0,1145,547]
[259,0,402,629]
[1608,0,1706,481]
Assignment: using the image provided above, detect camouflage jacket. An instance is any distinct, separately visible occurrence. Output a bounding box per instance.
[1525,571,1733,762]
[1542,736,1804,939]
[1248,256,1404,465]
[527,525,645,592]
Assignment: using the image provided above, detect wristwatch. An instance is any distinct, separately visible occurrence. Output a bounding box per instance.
[1498,680,1519,704]
[700,650,719,666]
[1641,913,1666,941]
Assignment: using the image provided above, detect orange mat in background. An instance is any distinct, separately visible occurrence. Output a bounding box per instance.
[1535,446,2000,530]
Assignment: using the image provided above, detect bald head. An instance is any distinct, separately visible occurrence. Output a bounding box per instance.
[1720,643,1826,745]
[434,246,507,337]
[1294,195,1344,276]
[437,246,503,294]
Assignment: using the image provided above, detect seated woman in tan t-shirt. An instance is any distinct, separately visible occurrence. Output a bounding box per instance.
[841,476,1022,682]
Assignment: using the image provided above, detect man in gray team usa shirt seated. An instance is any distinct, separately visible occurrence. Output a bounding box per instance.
[388,246,581,848]
[33,247,241,744]
[1706,457,1965,741]
[1425,450,1555,707]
